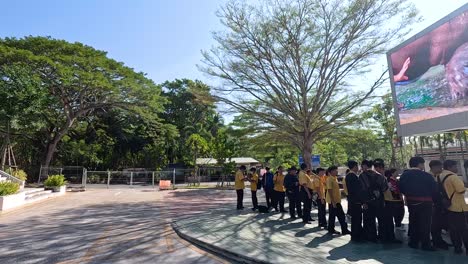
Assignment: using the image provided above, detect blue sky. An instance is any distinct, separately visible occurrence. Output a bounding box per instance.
[0,0,466,93]
[0,0,226,84]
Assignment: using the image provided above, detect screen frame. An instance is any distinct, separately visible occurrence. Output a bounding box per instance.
[387,3,468,137]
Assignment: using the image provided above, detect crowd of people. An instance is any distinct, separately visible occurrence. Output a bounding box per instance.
[234,156,468,256]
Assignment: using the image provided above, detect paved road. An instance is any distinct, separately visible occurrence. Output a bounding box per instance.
[0,188,232,264]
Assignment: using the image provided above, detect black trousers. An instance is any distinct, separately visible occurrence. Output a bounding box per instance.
[431,207,448,245]
[287,191,302,218]
[274,190,285,211]
[349,203,363,240]
[382,201,400,242]
[251,190,258,209]
[363,201,385,241]
[407,201,433,248]
[236,189,244,209]
[301,190,312,222]
[265,188,274,208]
[328,203,348,232]
[394,201,405,226]
[317,198,327,226]
[447,211,468,251]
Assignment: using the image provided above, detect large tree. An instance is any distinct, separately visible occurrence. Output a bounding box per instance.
[366,93,398,167]
[161,79,218,164]
[0,36,164,168]
[201,0,419,168]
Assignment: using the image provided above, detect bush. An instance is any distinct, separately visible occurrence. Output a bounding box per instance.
[0,182,20,196]
[44,174,67,187]
[5,168,28,181]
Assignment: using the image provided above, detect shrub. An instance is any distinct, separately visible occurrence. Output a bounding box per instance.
[44,174,67,187]
[0,182,20,196]
[5,168,28,181]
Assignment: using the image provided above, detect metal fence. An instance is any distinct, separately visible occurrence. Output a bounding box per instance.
[38,166,236,189]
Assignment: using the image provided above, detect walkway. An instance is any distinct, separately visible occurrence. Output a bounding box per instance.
[174,190,467,264]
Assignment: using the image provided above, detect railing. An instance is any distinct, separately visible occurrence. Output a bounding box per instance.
[0,170,25,187]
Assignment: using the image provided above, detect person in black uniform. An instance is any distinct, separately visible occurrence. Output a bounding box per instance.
[283,167,302,219]
[399,156,438,251]
[346,160,364,242]
[360,159,388,242]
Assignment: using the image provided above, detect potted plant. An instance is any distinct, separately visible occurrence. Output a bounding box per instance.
[0,181,23,211]
[44,174,67,193]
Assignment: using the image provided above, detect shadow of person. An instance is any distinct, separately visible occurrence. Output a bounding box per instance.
[325,240,458,264]
[295,226,321,237]
[305,233,335,248]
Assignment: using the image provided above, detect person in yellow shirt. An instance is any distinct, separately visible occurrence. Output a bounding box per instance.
[235,165,247,210]
[249,167,259,211]
[438,160,468,255]
[298,163,314,224]
[313,168,327,228]
[273,166,286,212]
[326,166,350,235]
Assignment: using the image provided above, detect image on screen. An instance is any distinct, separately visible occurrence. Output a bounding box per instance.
[388,5,468,136]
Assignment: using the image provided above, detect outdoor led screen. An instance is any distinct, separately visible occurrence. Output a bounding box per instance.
[387,3,468,137]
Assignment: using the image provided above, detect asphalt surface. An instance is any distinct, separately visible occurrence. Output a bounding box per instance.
[0,188,230,264]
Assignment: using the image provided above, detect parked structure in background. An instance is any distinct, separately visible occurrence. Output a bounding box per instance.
[196,157,261,168]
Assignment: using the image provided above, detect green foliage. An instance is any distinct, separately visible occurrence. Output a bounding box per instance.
[44,174,67,187]
[0,36,165,168]
[5,168,27,181]
[222,161,237,176]
[314,139,348,167]
[161,79,218,165]
[0,181,20,196]
[186,134,210,166]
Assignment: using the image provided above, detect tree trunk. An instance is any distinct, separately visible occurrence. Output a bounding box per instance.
[43,120,75,168]
[390,143,397,168]
[301,137,313,170]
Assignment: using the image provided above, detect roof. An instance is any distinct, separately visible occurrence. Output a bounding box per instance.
[196,157,260,165]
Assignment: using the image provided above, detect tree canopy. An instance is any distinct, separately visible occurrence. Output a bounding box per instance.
[0,36,166,170]
[201,0,419,168]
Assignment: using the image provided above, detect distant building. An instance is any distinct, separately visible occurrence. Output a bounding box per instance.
[196,157,261,168]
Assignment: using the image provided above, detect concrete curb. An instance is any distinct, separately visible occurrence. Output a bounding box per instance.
[171,221,271,264]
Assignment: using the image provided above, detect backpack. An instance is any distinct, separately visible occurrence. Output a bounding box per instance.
[437,174,456,210]
[364,171,382,202]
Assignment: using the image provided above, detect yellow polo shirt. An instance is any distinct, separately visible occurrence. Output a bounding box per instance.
[250,173,259,191]
[235,170,245,190]
[312,174,325,199]
[326,176,341,204]
[299,170,313,190]
[438,170,468,212]
[273,173,286,192]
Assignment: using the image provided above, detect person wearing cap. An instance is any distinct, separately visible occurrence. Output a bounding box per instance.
[298,164,314,224]
[399,156,438,251]
[283,166,302,219]
[235,165,247,210]
[273,166,286,212]
[428,160,450,250]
